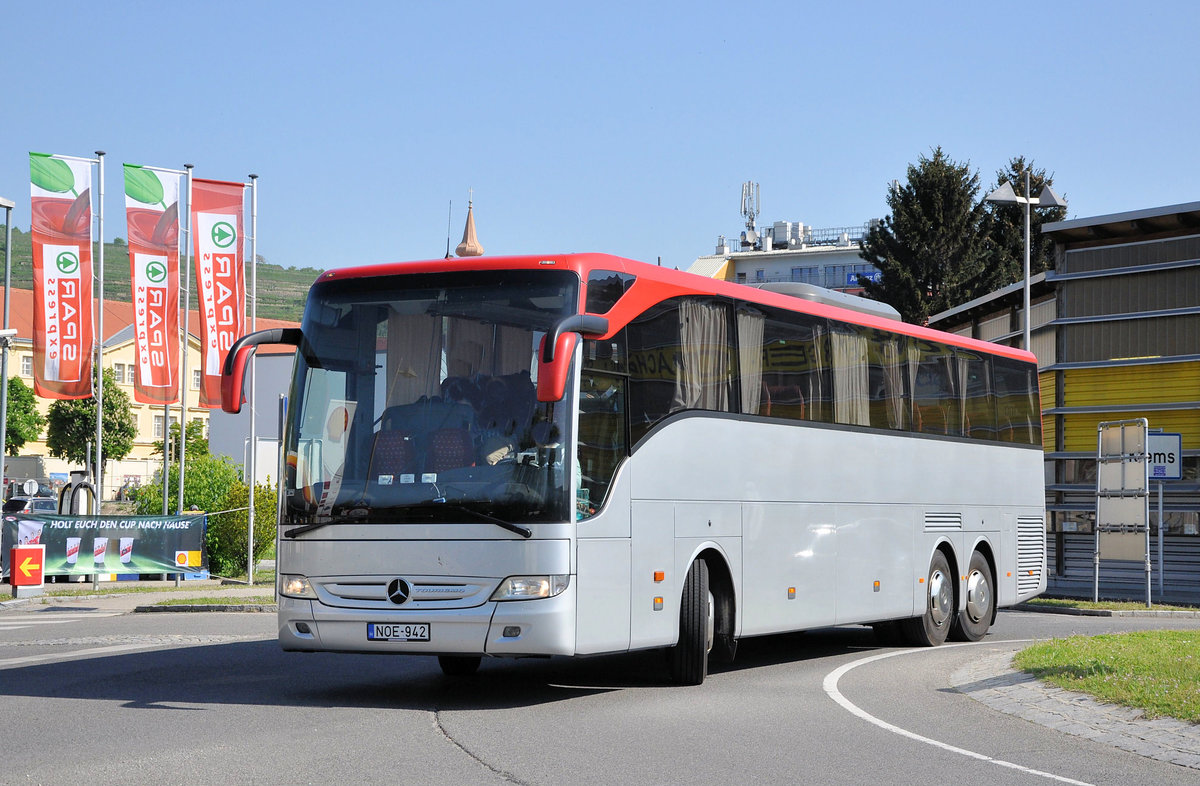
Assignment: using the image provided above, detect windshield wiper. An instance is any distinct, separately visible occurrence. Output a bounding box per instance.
[282,523,333,542]
[284,505,533,539]
[406,502,533,538]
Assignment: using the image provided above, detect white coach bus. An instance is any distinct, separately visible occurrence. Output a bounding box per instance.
[222,253,1045,684]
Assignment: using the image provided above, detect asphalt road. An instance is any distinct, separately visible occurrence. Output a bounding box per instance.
[2,602,1199,785]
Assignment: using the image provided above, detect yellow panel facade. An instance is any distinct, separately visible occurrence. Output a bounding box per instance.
[1063,409,1200,452]
[1038,371,1056,410]
[1063,362,1200,407]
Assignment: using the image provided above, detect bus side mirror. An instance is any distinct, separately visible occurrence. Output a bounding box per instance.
[536,332,579,403]
[221,328,303,414]
[221,345,255,414]
[535,314,608,403]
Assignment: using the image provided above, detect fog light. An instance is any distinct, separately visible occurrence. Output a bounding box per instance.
[502,625,521,638]
[295,622,312,634]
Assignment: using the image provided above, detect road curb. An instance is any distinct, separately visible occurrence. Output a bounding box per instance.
[1012,603,1200,618]
[133,603,278,613]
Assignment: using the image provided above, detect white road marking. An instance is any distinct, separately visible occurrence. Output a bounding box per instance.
[0,642,166,667]
[0,612,121,632]
[822,642,1094,786]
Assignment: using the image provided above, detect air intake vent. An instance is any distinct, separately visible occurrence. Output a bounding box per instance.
[1016,517,1045,595]
[924,512,962,532]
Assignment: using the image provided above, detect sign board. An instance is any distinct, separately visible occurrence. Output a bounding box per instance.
[1148,432,1182,481]
[847,271,883,287]
[10,544,45,587]
[1,515,206,578]
[1096,419,1151,605]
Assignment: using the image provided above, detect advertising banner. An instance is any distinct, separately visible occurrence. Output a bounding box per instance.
[29,152,95,399]
[192,178,245,408]
[123,164,182,404]
[1,514,206,578]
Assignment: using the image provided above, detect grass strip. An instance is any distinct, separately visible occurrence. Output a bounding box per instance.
[1014,630,1200,722]
[153,595,276,606]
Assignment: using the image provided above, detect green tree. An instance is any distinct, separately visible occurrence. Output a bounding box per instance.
[858,147,988,324]
[45,367,137,465]
[4,376,46,454]
[152,419,209,461]
[132,453,240,516]
[980,156,1068,290]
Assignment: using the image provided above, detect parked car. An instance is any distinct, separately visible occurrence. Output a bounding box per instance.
[3,496,58,514]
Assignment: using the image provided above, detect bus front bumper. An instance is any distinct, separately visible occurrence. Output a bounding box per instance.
[278,583,577,657]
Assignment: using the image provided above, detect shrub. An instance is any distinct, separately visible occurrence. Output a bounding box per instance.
[207,481,277,577]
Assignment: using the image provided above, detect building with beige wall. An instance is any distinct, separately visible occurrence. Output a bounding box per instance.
[0,286,296,499]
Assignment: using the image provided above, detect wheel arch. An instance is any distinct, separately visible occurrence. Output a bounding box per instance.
[690,545,738,659]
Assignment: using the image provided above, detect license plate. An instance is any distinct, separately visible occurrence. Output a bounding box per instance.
[367,623,430,642]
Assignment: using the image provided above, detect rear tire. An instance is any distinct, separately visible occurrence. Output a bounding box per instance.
[669,560,712,685]
[902,550,953,647]
[949,551,994,642]
[438,655,481,676]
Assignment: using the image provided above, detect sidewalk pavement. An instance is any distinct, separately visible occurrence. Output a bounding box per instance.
[953,646,1200,771]
[1,577,277,614]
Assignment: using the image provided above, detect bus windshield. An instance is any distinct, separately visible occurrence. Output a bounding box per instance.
[284,269,579,528]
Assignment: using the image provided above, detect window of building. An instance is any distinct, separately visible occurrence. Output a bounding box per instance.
[114,363,126,383]
[21,355,32,376]
[153,415,165,439]
[126,364,137,384]
[192,369,202,389]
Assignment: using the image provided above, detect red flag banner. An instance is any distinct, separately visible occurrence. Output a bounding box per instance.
[29,153,94,399]
[123,164,181,404]
[192,178,245,408]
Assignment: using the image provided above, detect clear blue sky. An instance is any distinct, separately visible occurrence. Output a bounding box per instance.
[3,1,1199,273]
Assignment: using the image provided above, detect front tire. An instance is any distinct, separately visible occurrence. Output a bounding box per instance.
[902,550,953,647]
[669,560,713,685]
[949,551,994,642]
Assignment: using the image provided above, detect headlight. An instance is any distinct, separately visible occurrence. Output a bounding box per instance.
[280,574,317,599]
[490,575,570,601]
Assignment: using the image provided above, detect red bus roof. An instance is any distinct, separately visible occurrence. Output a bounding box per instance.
[319,253,1037,364]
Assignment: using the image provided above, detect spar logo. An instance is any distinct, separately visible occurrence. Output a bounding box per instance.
[210,221,236,249]
[55,251,79,275]
[145,260,167,283]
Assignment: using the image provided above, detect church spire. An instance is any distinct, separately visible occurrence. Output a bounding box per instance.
[455,190,484,257]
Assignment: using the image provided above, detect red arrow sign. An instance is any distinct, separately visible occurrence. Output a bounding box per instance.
[10,545,45,587]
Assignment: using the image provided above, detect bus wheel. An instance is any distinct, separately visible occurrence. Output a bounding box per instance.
[902,551,953,647]
[438,655,481,676]
[669,559,713,685]
[949,551,994,642]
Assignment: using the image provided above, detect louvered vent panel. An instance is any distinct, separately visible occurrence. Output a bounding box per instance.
[924,512,962,532]
[1017,517,1045,595]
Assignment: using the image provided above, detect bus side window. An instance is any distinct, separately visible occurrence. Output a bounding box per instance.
[578,365,627,520]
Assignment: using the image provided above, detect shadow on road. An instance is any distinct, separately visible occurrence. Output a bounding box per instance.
[0,624,893,711]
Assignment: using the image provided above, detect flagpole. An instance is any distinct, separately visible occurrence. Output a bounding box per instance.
[247,173,258,584]
[178,164,193,514]
[94,151,105,509]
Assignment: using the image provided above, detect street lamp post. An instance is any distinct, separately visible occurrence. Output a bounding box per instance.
[984,170,1066,351]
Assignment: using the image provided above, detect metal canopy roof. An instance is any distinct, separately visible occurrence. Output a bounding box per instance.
[1042,201,1200,244]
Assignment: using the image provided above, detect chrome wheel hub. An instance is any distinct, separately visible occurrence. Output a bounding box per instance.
[929,569,952,627]
[965,569,990,623]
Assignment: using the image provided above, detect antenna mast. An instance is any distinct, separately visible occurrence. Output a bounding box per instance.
[445,200,453,258]
[741,181,760,249]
